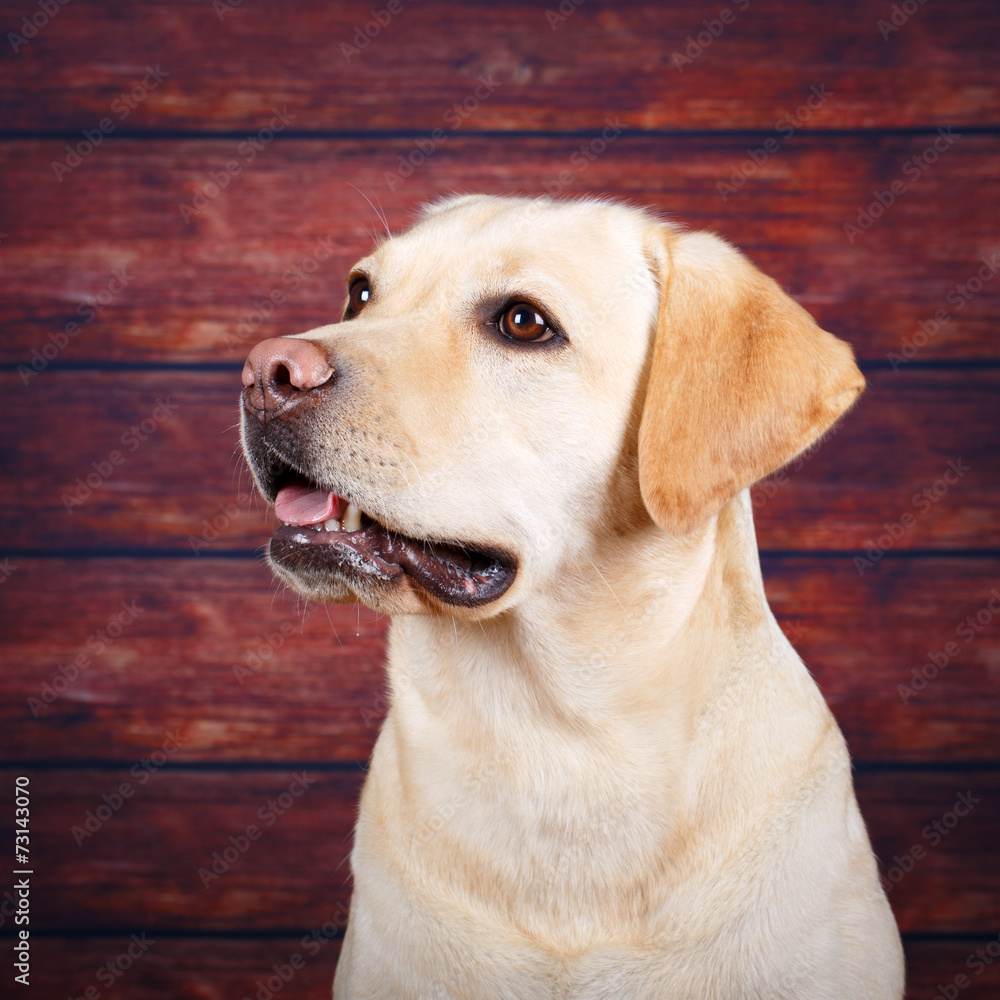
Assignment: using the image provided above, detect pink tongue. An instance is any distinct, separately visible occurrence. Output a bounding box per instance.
[274,483,337,525]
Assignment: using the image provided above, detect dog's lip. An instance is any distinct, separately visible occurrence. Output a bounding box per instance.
[267,477,517,608]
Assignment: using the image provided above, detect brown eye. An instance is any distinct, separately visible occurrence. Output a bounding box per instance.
[345,277,370,319]
[498,302,553,343]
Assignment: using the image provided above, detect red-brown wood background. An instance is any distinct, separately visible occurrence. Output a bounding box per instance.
[1,1,998,996]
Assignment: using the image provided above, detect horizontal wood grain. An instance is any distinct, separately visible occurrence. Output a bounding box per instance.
[0,767,995,935]
[0,557,996,764]
[903,939,1000,1000]
[1,369,996,553]
[22,936,344,1000]
[1,135,998,364]
[2,0,995,964]
[24,936,343,1000]
[0,560,389,763]
[0,768,361,932]
[862,771,1000,936]
[18,936,1000,999]
[763,557,1000,699]
[0,0,997,132]
[764,557,1000,762]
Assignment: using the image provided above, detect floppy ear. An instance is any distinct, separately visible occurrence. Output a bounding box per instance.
[638,229,865,535]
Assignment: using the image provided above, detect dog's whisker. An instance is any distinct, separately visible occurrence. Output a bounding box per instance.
[384,440,425,495]
[229,448,249,484]
[379,440,412,490]
[268,578,285,613]
[322,602,344,647]
[586,557,627,616]
[349,182,391,240]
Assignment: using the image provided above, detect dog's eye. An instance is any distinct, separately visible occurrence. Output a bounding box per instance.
[344,277,371,319]
[498,302,553,343]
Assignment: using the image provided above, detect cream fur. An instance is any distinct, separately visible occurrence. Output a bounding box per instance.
[241,195,904,998]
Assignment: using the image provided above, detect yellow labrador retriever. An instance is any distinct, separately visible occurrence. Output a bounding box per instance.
[240,195,904,999]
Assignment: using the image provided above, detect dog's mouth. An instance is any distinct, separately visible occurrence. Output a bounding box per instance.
[265,474,517,609]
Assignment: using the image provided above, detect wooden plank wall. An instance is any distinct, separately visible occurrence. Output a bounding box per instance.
[0,1,997,996]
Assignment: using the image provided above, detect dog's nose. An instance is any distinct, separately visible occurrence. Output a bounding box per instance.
[242,337,334,413]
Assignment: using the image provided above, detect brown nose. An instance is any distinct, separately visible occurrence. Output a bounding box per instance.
[242,337,334,414]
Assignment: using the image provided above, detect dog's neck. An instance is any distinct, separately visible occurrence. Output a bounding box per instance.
[373,491,837,951]
[385,491,777,763]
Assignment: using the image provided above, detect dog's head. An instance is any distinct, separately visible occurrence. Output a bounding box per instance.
[240,195,863,616]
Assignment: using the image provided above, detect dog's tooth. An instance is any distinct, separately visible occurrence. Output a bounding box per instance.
[323,518,341,532]
[342,502,362,532]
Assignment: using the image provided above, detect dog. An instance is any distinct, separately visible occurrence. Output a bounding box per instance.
[240,194,905,999]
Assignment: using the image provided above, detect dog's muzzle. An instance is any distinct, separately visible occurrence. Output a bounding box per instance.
[240,337,517,608]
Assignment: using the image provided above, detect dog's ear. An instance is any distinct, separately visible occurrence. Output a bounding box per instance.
[638,229,865,535]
